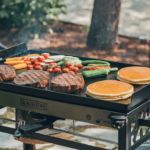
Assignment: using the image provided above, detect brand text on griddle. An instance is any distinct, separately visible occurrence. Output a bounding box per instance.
[20,99,47,110]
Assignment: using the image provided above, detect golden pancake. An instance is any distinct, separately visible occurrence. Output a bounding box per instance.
[118,67,150,84]
[86,90,133,100]
[86,80,134,101]
[117,75,150,84]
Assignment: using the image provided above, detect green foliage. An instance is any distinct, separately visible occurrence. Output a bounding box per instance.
[0,0,66,37]
[82,25,90,32]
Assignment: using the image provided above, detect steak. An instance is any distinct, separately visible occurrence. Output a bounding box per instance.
[0,65,16,81]
[14,70,50,88]
[50,73,85,93]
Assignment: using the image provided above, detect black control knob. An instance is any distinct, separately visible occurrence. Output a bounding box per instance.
[108,114,126,129]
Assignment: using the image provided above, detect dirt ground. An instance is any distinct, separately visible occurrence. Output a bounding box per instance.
[0,21,149,66]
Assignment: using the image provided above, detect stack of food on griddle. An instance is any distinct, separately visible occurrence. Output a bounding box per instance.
[117,66,150,84]
[86,80,134,101]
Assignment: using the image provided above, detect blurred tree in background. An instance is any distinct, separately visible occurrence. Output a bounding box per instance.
[87,0,122,51]
[0,0,66,38]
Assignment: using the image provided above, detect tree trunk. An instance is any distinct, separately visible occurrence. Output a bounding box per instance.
[87,0,122,50]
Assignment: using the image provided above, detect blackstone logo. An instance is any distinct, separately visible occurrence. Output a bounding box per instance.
[20,98,47,111]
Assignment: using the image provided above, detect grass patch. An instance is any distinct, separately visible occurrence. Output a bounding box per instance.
[82,25,90,32]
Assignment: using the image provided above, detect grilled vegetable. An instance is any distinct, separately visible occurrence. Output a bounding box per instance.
[83,63,110,70]
[63,56,80,62]
[57,56,81,66]
[27,65,33,70]
[13,63,27,70]
[56,65,61,68]
[35,66,43,70]
[76,64,82,68]
[22,56,30,61]
[41,53,50,59]
[28,67,33,70]
[70,67,79,72]
[49,62,57,66]
[65,59,82,67]
[42,64,50,71]
[47,68,53,73]
[5,54,39,62]
[82,60,110,65]
[64,64,73,69]
[6,57,23,62]
[87,64,101,66]
[25,61,32,65]
[54,68,61,73]
[44,59,54,64]
[88,66,110,70]
[63,68,70,73]
[38,56,45,62]
[34,62,42,66]
[82,68,118,78]
[30,56,38,60]
[31,59,38,63]
[57,60,64,66]
[27,54,40,57]
[4,60,24,65]
[48,55,65,62]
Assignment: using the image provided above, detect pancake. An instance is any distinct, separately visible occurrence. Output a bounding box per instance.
[117,75,150,84]
[86,80,134,101]
[117,67,150,84]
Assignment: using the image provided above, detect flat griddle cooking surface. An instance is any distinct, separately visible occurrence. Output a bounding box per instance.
[0,43,150,113]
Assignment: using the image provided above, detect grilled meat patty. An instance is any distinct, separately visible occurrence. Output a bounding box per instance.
[50,73,85,93]
[14,70,50,88]
[0,65,16,81]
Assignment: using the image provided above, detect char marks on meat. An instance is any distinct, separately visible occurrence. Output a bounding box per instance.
[0,65,16,81]
[50,73,85,93]
[14,70,50,88]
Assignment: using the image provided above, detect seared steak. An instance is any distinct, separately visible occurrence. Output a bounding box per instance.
[14,70,50,88]
[50,73,85,93]
[0,65,16,81]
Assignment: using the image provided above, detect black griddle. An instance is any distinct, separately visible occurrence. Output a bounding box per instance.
[0,43,150,113]
[1,43,150,150]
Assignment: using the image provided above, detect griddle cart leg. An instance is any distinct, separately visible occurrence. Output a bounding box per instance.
[15,109,34,150]
[23,144,35,150]
[118,122,130,150]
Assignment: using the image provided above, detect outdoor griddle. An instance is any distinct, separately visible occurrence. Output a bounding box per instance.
[0,43,150,150]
